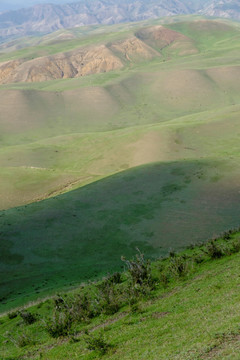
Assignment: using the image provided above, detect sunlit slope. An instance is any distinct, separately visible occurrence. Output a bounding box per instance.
[0,63,240,209]
[1,63,240,146]
[0,102,240,210]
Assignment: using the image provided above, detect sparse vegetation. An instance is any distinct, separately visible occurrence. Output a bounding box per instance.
[44,311,72,338]
[84,331,111,355]
[1,230,240,359]
[7,311,18,320]
[168,254,191,277]
[19,311,37,325]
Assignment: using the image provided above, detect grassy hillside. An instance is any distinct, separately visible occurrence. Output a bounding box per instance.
[0,17,240,312]
[1,231,240,359]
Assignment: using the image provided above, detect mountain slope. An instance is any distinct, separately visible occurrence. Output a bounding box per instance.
[201,0,240,20]
[0,0,192,40]
[0,0,239,41]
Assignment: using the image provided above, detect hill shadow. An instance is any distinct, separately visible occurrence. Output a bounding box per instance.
[0,158,239,311]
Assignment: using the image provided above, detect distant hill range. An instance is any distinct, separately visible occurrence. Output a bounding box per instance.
[0,0,239,40]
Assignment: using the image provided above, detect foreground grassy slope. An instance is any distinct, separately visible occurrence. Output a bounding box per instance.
[1,232,240,359]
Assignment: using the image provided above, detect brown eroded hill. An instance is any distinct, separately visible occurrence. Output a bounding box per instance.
[0,26,196,84]
[0,45,123,84]
[135,25,198,55]
[108,36,161,62]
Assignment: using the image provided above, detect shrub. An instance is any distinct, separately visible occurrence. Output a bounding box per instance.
[230,238,240,254]
[107,272,122,284]
[97,281,121,315]
[194,253,205,264]
[85,331,110,355]
[44,311,72,338]
[169,255,191,277]
[54,296,69,311]
[70,293,95,321]
[159,271,170,287]
[169,250,176,258]
[19,311,37,325]
[16,333,36,347]
[130,303,141,314]
[222,231,231,240]
[4,331,35,348]
[204,240,225,259]
[121,248,154,287]
[8,311,18,320]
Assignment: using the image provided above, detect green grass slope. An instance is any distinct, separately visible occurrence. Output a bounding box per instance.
[1,232,240,359]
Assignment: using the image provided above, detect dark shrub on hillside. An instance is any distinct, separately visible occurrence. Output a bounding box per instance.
[204,240,225,259]
[169,255,191,277]
[230,238,240,254]
[159,271,170,287]
[70,293,96,321]
[85,331,110,355]
[222,231,231,240]
[19,311,37,325]
[16,333,36,347]
[54,296,69,311]
[194,253,205,264]
[97,280,122,315]
[4,331,35,348]
[121,248,154,287]
[8,311,18,320]
[44,311,72,338]
[107,272,122,284]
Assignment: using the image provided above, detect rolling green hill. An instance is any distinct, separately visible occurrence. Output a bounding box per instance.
[0,17,240,312]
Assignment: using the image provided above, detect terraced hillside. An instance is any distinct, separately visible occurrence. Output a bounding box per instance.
[0,17,240,312]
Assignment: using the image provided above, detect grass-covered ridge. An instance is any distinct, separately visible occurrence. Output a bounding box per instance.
[1,230,240,360]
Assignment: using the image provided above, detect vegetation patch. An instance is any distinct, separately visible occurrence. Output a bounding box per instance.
[0,229,240,359]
